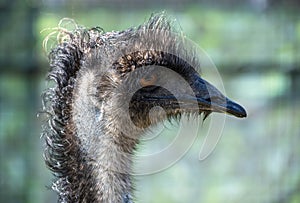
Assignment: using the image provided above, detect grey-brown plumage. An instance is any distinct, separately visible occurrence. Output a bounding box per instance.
[42,13,246,203]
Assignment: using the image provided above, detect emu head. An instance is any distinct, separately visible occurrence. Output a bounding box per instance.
[44,13,247,202]
[76,14,246,135]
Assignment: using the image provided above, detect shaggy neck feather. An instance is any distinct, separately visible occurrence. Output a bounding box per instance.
[72,70,136,203]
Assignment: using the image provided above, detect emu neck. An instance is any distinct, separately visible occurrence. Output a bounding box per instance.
[72,71,137,203]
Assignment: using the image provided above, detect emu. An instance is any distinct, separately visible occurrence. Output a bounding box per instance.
[42,13,246,203]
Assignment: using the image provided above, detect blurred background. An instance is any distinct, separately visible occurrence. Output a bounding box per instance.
[0,0,299,202]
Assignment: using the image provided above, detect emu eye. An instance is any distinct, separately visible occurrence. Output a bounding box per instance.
[139,74,157,87]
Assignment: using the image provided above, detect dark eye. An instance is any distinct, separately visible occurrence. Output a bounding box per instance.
[139,74,157,87]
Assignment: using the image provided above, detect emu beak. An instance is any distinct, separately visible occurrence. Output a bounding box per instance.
[191,74,247,118]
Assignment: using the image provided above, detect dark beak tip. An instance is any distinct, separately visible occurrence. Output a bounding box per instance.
[226,100,247,118]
